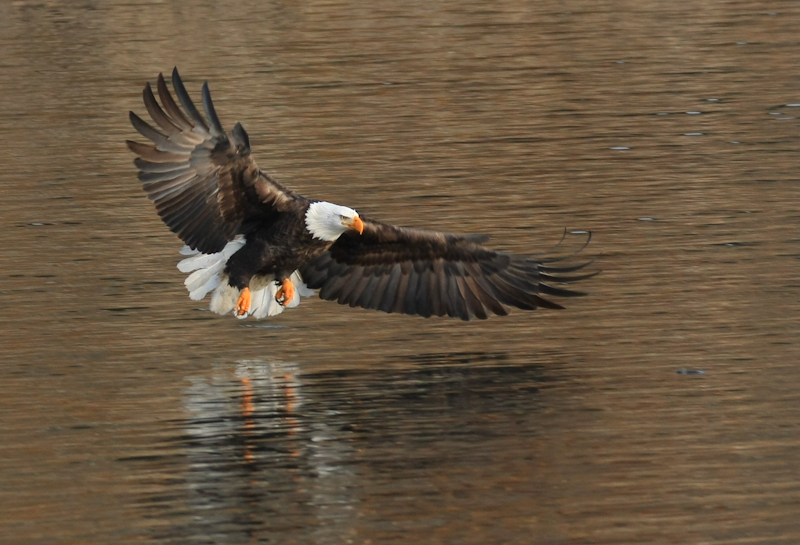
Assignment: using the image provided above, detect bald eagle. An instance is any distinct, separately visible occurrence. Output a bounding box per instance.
[127,68,597,321]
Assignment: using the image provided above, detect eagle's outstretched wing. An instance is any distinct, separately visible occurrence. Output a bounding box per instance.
[127,68,298,253]
[300,219,597,321]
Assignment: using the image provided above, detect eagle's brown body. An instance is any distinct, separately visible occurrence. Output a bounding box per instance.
[225,201,328,290]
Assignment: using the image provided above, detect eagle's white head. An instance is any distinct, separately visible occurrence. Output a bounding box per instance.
[305,201,365,242]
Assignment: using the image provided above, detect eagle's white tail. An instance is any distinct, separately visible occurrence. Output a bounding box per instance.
[177,239,314,319]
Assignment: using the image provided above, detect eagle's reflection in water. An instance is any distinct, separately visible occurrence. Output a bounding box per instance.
[149,354,551,542]
[180,360,358,542]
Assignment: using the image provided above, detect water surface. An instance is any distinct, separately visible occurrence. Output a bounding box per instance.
[1,1,799,543]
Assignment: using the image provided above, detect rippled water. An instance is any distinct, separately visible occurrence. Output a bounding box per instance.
[1,1,799,543]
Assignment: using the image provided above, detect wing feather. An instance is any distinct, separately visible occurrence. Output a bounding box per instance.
[378,264,402,313]
[367,273,391,310]
[171,68,210,131]
[130,111,172,147]
[201,82,226,138]
[348,274,374,308]
[434,260,450,317]
[413,269,432,318]
[128,68,301,253]
[336,266,364,304]
[157,73,193,130]
[138,165,196,184]
[457,276,486,320]
[446,273,467,319]
[538,282,586,298]
[134,158,188,174]
[319,274,348,301]
[143,83,182,135]
[485,273,540,310]
[126,141,187,163]
[391,267,411,314]
[299,219,596,320]
[427,265,443,317]
[356,274,381,309]
[463,265,509,317]
[402,267,420,316]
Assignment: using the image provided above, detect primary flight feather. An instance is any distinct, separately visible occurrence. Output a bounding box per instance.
[127,68,597,321]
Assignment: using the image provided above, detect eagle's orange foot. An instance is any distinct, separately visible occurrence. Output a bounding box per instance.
[234,287,251,318]
[275,278,295,307]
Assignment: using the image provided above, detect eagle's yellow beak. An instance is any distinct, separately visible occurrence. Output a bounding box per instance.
[345,215,364,235]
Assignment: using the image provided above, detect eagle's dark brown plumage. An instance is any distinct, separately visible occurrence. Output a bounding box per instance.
[127,68,597,321]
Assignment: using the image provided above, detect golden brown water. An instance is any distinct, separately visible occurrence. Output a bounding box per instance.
[1,1,799,543]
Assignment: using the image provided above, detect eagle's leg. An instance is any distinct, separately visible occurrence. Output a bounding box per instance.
[275,277,295,307]
[234,287,252,317]
[226,239,269,318]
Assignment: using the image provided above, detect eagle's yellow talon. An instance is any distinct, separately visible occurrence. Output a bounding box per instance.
[275,278,295,307]
[234,287,251,317]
